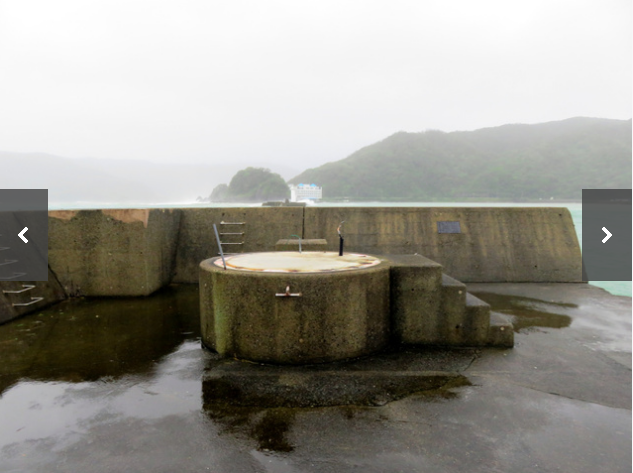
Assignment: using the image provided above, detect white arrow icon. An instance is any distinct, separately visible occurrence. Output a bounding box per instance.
[601,227,612,243]
[18,227,28,243]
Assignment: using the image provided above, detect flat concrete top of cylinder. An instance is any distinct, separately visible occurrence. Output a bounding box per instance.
[213,251,383,273]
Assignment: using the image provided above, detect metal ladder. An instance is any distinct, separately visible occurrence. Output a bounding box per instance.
[2,284,44,307]
[0,234,43,306]
[217,221,245,255]
[0,233,26,281]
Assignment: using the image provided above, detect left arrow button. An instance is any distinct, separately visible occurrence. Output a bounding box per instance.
[18,227,28,243]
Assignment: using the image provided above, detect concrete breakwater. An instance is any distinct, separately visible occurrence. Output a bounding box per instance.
[1,206,582,323]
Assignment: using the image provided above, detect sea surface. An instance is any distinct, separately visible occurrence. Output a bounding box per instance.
[49,201,631,297]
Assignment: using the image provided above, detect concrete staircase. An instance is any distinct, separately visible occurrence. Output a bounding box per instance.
[388,254,513,348]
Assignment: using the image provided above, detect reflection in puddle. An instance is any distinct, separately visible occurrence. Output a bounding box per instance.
[202,357,472,453]
[471,292,575,332]
[1,284,475,457]
[206,406,297,453]
[203,370,471,408]
[0,340,204,449]
[0,284,200,395]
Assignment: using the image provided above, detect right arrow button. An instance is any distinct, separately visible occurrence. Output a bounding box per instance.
[602,227,612,243]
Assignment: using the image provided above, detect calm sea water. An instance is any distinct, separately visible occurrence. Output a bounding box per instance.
[49,201,631,297]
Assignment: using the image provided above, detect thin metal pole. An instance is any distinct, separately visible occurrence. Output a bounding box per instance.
[213,224,227,269]
[290,234,302,253]
[337,221,345,256]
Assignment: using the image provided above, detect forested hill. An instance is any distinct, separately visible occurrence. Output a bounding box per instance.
[290,117,632,201]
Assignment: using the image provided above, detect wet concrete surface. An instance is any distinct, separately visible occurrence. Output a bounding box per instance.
[0,283,630,472]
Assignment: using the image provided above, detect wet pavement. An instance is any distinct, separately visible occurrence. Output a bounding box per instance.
[0,283,630,472]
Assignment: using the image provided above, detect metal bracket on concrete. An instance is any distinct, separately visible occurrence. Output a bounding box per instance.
[275,286,302,297]
[3,284,35,294]
[12,297,44,307]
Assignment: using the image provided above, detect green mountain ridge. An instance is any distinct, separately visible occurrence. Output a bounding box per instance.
[290,117,632,201]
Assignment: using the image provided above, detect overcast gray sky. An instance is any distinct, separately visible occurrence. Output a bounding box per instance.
[0,0,630,168]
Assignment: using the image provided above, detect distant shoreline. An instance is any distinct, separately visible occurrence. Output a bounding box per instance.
[48,200,583,211]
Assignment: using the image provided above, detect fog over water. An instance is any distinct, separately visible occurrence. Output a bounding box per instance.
[0,0,630,174]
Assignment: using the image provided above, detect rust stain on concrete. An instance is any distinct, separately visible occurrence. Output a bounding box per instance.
[103,209,150,228]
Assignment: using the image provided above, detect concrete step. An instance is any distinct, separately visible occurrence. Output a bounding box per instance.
[461,293,492,346]
[377,255,514,348]
[439,276,499,347]
[487,311,514,348]
[387,254,443,344]
[439,274,467,345]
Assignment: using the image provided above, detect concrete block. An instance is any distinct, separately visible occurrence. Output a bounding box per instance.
[387,254,443,344]
[487,311,514,348]
[439,274,467,345]
[462,293,492,346]
[48,209,181,296]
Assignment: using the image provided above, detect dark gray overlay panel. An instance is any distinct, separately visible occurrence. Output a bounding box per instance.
[582,189,631,282]
[0,190,48,281]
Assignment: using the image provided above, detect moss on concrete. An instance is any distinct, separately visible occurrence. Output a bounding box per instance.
[200,256,391,364]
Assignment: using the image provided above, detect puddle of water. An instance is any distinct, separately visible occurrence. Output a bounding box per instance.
[203,374,472,454]
[0,284,201,395]
[471,292,575,332]
[1,283,476,458]
[0,341,204,448]
[206,406,297,453]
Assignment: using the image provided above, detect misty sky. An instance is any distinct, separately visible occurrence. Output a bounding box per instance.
[0,0,630,169]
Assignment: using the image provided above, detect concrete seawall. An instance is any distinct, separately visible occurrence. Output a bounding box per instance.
[303,207,582,282]
[40,206,581,299]
[48,209,180,296]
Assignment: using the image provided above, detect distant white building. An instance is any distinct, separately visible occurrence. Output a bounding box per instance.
[290,183,322,202]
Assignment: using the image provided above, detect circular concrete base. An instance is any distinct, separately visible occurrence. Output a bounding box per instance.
[200,252,391,364]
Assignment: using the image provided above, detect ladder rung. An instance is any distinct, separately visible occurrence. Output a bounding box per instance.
[220,232,244,236]
[13,297,44,307]
[3,284,35,294]
[220,222,245,225]
[220,242,243,245]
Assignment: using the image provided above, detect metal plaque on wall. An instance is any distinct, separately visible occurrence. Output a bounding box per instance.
[437,221,461,234]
